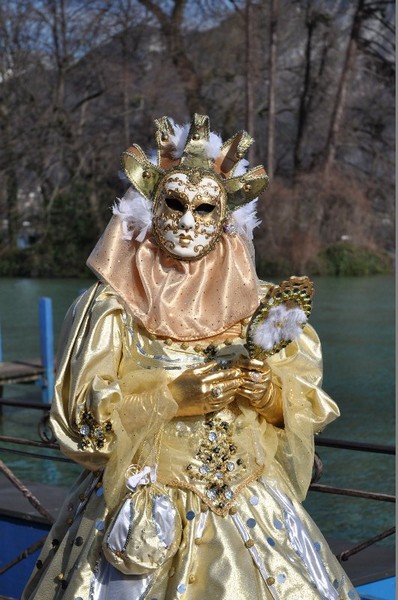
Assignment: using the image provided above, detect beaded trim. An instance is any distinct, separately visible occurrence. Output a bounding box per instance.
[157,318,250,358]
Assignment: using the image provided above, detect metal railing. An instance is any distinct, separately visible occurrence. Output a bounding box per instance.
[311,436,395,563]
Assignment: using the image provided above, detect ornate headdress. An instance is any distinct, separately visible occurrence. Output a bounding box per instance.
[88,114,268,340]
[114,113,269,260]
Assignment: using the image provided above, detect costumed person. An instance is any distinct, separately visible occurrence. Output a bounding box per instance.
[23,114,359,600]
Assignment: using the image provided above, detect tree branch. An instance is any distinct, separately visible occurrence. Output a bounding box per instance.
[137,0,168,28]
[71,89,105,113]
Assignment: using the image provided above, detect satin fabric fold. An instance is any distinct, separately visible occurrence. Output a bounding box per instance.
[102,487,181,575]
[22,475,359,600]
[87,217,259,340]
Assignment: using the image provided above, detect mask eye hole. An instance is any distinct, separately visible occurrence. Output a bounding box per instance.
[165,197,185,212]
[194,203,215,215]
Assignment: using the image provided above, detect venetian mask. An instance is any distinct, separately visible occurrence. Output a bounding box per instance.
[152,169,227,260]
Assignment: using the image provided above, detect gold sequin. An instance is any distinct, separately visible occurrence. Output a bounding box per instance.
[188,574,196,583]
[245,539,255,548]
[266,576,275,586]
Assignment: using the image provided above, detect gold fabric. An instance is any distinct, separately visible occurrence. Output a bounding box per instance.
[87,217,259,340]
[22,283,360,600]
[23,475,358,600]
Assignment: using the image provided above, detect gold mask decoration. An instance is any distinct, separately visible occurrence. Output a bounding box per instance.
[121,114,269,260]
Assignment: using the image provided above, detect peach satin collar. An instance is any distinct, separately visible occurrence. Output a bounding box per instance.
[87,217,259,341]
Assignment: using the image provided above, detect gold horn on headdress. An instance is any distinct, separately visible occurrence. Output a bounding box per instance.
[224,166,269,208]
[122,113,269,207]
[179,113,212,170]
[121,144,163,199]
[154,116,180,171]
[214,130,254,177]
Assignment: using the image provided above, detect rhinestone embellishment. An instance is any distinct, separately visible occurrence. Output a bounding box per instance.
[79,424,90,436]
[77,411,112,450]
[185,416,243,509]
[211,386,222,398]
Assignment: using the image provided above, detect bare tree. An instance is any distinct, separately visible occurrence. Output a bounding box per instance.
[266,0,279,180]
[244,0,255,163]
[137,0,206,114]
[0,0,34,248]
[292,1,330,174]
[0,0,394,275]
[323,0,365,175]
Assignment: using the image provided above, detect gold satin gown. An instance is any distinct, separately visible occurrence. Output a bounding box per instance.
[22,283,359,600]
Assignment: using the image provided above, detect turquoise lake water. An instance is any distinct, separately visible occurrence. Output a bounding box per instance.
[0,275,395,546]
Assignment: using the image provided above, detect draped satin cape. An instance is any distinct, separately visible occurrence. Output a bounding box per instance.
[22,282,359,600]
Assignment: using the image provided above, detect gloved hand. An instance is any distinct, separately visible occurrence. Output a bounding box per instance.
[235,356,284,426]
[169,360,243,417]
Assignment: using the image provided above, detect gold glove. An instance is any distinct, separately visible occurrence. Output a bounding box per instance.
[169,360,243,417]
[235,356,284,427]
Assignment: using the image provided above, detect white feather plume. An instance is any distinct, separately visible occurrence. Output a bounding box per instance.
[169,121,190,158]
[113,188,153,242]
[233,199,261,240]
[234,159,249,176]
[252,305,307,351]
[206,131,224,159]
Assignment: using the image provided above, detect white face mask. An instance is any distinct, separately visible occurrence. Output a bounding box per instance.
[152,170,227,260]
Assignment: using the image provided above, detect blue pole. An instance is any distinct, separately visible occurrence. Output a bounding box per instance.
[39,297,54,403]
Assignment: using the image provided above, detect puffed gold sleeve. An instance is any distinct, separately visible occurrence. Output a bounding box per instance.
[51,284,123,470]
[267,323,340,501]
[268,322,339,430]
[50,283,178,484]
